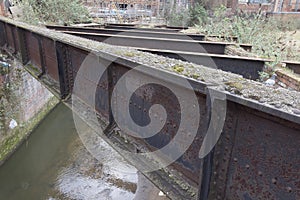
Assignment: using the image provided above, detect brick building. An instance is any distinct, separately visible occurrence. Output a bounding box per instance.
[82,0,195,16]
[208,0,300,13]
[82,0,300,15]
[273,0,300,12]
[83,0,161,10]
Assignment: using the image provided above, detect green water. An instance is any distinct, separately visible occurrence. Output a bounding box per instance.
[0,104,137,200]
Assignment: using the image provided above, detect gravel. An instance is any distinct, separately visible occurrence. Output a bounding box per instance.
[1,17,299,116]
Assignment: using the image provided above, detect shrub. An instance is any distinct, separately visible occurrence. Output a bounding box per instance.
[166,2,208,27]
[195,6,300,63]
[189,3,208,26]
[166,7,190,27]
[20,0,90,25]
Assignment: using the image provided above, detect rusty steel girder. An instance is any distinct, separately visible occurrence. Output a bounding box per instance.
[283,61,300,75]
[46,25,206,41]
[104,25,182,32]
[0,17,299,200]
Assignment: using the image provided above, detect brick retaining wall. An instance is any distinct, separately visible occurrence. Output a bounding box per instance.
[18,67,54,122]
[276,69,300,91]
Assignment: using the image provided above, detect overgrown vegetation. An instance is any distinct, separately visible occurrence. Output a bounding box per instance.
[165,4,300,82]
[0,54,19,135]
[168,4,300,70]
[165,7,190,27]
[166,0,211,26]
[19,0,90,25]
[197,6,300,64]
[189,3,208,26]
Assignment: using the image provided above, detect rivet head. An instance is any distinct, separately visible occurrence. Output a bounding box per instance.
[272,178,277,184]
[258,171,263,176]
[245,164,250,169]
[286,186,292,193]
[233,158,238,162]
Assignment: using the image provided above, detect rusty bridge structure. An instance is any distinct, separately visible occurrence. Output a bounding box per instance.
[46,25,268,80]
[0,17,300,200]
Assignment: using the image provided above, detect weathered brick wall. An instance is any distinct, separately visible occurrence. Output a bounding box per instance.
[0,2,6,17]
[17,64,54,122]
[276,69,300,91]
[275,0,299,12]
[267,12,300,21]
[207,0,228,9]
[0,51,57,164]
[237,3,273,13]
[281,0,294,12]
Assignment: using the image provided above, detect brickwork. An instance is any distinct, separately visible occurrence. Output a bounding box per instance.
[237,3,273,13]
[0,2,6,17]
[18,66,53,122]
[267,12,300,22]
[82,0,300,15]
[274,0,300,12]
[83,0,159,9]
[276,69,300,91]
[1,57,54,123]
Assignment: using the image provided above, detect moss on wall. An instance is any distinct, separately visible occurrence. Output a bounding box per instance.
[0,94,59,165]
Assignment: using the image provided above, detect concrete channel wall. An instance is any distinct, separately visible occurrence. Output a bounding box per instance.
[0,17,299,200]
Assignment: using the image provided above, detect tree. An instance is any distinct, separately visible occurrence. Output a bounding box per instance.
[20,0,90,25]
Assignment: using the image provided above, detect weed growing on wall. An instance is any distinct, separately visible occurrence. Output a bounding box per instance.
[0,54,21,135]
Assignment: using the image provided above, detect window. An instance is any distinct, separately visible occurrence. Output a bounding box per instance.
[118,4,128,9]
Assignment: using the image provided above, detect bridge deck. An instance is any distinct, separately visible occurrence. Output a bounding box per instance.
[0,17,299,200]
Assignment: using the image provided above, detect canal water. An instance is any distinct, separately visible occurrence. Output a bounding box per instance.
[0,104,168,200]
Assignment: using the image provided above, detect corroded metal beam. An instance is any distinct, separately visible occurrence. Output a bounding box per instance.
[1,17,299,200]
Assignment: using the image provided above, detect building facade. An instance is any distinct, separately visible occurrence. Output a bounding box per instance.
[82,0,300,15]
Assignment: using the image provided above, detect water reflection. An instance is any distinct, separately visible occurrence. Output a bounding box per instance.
[0,104,169,200]
[0,104,170,200]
